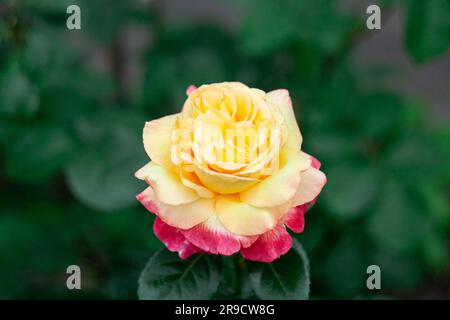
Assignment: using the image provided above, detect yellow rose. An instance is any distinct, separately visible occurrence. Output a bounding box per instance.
[136,82,326,262]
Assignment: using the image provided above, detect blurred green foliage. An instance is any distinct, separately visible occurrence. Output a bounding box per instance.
[0,0,449,299]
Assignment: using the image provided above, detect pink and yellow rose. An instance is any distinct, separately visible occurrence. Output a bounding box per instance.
[135,82,326,262]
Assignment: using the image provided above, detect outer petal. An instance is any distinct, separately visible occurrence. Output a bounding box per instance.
[239,149,310,207]
[153,218,202,259]
[143,114,178,169]
[136,162,199,205]
[267,89,302,151]
[216,195,289,236]
[284,204,307,233]
[195,164,258,194]
[291,166,326,207]
[181,215,257,256]
[309,155,321,170]
[136,187,212,229]
[135,162,152,180]
[241,223,293,263]
[186,85,197,95]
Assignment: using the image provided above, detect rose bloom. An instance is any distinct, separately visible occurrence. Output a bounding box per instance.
[135,82,326,262]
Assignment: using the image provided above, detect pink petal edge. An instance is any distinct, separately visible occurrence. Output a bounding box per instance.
[310,155,321,170]
[186,85,197,95]
[153,218,202,259]
[241,223,293,263]
[181,217,258,256]
[285,204,307,233]
[136,187,159,215]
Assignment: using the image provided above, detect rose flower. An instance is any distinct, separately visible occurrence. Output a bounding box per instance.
[135,82,326,262]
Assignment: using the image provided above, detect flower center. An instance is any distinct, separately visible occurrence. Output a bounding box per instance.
[171,83,287,178]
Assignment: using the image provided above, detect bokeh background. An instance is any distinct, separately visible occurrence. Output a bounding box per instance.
[0,0,449,299]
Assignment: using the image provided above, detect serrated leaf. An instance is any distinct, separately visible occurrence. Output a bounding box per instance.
[247,239,310,300]
[138,251,221,300]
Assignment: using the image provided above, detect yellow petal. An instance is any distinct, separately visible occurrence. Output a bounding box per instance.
[195,164,258,194]
[135,162,152,181]
[138,187,212,229]
[143,114,178,169]
[291,166,327,206]
[237,128,282,176]
[178,169,216,199]
[143,162,199,205]
[240,149,311,207]
[266,89,302,150]
[210,161,247,173]
[216,196,288,236]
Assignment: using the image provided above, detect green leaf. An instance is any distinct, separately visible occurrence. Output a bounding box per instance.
[296,214,327,253]
[367,180,429,253]
[141,27,234,113]
[81,0,152,43]
[405,0,450,63]
[138,251,221,300]
[322,163,379,219]
[385,135,439,184]
[24,0,75,13]
[321,238,366,298]
[306,129,357,162]
[357,93,405,139]
[213,256,241,299]
[247,239,310,300]
[4,124,76,184]
[239,0,351,56]
[369,250,423,292]
[239,0,299,55]
[66,115,146,211]
[423,232,448,271]
[436,125,450,180]
[0,62,39,117]
[213,256,257,299]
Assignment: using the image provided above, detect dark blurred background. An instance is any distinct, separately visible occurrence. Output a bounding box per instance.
[0,0,449,299]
